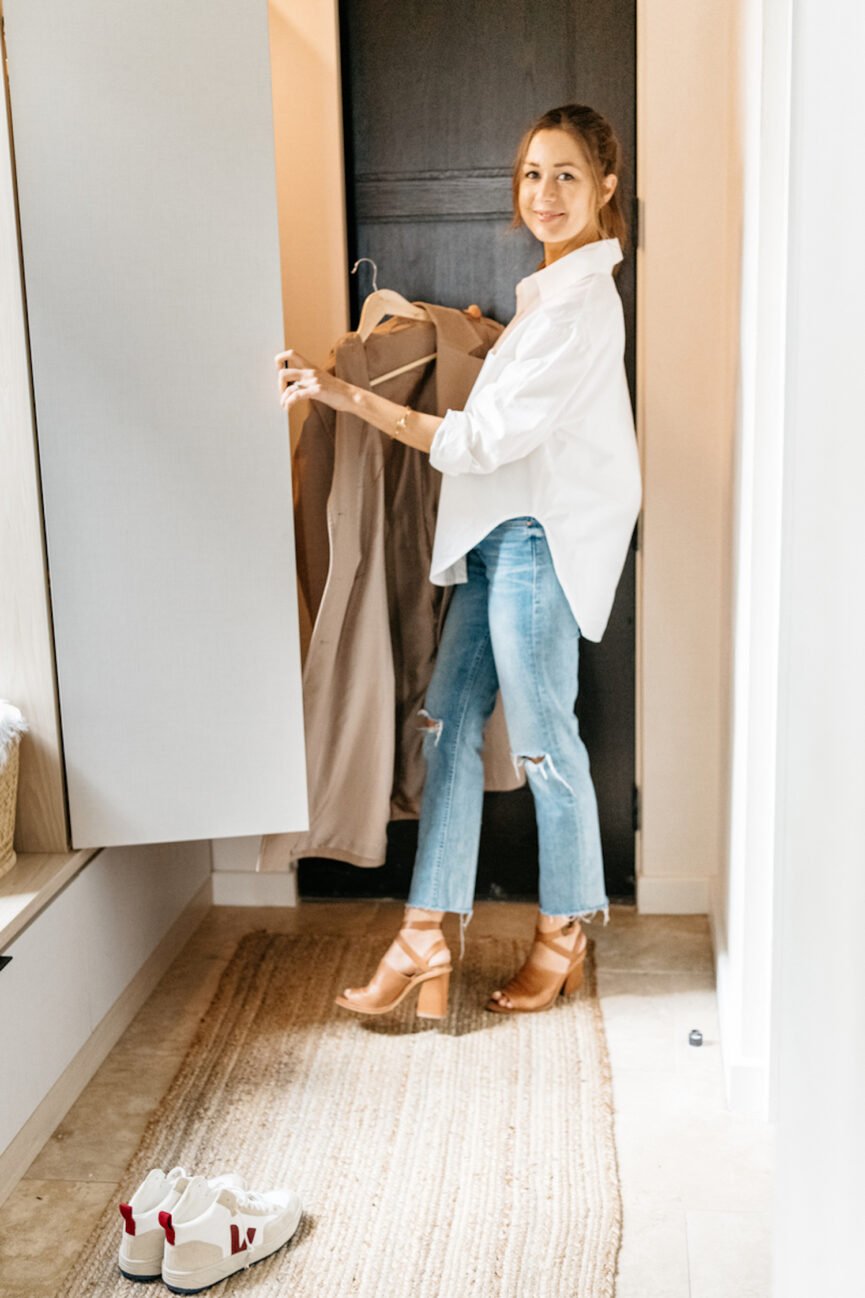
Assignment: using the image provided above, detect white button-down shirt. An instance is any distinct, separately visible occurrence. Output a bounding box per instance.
[428,236,642,642]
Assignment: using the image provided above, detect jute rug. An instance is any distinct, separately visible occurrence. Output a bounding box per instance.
[59,931,622,1297]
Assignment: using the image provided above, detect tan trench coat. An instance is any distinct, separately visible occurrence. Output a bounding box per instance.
[257,301,522,873]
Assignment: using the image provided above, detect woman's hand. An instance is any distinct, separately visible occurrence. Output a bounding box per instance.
[274,348,352,414]
[275,341,445,452]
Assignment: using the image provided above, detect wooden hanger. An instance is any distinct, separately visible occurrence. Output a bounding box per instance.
[357,287,430,340]
[350,260,437,387]
[358,289,436,389]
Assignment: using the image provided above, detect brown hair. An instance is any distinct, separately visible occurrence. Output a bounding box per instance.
[510,104,628,259]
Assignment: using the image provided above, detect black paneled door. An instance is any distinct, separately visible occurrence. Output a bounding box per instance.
[299,0,638,902]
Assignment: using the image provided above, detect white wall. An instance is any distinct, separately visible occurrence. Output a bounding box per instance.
[770,1,865,1291]
[711,0,791,1117]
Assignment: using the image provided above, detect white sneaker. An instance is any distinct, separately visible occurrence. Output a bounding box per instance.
[159,1175,303,1294]
[118,1167,246,1281]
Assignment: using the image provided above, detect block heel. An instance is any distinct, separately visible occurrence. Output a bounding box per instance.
[416,969,450,1019]
[563,951,586,996]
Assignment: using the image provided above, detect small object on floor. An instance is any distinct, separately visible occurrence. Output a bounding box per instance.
[689,1028,704,1047]
[159,1175,303,1294]
[118,1166,245,1282]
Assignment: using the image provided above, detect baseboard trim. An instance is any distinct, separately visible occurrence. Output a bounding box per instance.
[724,1060,771,1118]
[710,885,771,1119]
[714,943,772,1117]
[637,874,710,914]
[211,868,298,907]
[0,876,212,1210]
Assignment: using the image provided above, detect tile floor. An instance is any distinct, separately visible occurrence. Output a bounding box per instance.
[0,902,773,1297]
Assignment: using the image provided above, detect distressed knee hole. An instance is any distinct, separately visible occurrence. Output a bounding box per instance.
[417,708,444,747]
[512,752,575,795]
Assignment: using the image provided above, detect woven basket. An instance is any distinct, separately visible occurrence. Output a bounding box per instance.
[0,736,22,879]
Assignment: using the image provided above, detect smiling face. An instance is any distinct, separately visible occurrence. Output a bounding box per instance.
[518,128,617,254]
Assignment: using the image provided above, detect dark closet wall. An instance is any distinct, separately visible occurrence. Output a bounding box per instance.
[298,0,638,902]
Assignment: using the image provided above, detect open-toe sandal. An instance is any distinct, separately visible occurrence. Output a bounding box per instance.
[485,919,587,1014]
[335,920,452,1020]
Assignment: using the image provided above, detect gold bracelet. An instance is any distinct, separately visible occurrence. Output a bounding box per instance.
[393,405,412,441]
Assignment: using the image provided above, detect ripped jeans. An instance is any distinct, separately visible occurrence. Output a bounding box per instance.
[406,516,608,923]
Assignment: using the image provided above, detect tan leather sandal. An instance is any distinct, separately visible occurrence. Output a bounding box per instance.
[334,920,452,1020]
[485,918,588,1014]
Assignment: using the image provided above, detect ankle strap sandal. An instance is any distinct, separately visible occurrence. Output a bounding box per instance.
[485,920,588,1014]
[335,921,452,1021]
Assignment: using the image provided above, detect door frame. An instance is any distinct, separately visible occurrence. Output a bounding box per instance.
[1,0,741,915]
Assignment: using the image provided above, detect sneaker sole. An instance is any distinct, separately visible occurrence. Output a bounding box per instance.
[119,1253,163,1282]
[161,1204,303,1294]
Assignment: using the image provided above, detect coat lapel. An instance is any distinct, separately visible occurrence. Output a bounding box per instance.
[417,301,493,414]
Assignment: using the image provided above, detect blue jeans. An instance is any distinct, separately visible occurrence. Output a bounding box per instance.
[407,517,609,923]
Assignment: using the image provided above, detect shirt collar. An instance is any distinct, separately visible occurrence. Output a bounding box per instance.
[516,237,623,308]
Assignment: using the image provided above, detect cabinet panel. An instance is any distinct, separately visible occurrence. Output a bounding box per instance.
[3,0,308,845]
[0,842,209,1161]
[0,877,92,1150]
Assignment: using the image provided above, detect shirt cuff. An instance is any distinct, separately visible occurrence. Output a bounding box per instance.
[429,408,478,476]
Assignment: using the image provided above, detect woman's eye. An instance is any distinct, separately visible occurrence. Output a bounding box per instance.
[523,171,576,181]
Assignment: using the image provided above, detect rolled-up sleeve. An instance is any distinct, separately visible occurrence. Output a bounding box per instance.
[429,311,590,476]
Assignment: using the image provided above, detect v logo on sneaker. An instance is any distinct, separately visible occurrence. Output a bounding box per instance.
[229,1224,256,1254]
[161,1182,302,1292]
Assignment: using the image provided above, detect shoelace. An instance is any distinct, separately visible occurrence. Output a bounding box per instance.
[233,1190,272,1214]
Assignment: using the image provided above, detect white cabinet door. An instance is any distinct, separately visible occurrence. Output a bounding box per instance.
[3,0,309,846]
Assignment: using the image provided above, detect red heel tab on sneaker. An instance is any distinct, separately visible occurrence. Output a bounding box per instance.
[158,1211,176,1245]
[118,1203,135,1236]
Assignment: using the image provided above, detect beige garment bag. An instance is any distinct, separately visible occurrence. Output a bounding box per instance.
[258,302,521,873]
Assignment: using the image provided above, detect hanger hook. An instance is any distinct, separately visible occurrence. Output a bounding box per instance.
[350,257,379,294]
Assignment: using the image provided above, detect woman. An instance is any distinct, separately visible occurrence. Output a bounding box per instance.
[275,103,642,1020]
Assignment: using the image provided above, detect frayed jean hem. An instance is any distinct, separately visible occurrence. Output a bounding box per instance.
[537,902,610,926]
[406,901,474,917]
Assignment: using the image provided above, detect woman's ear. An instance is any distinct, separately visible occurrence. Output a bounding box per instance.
[600,173,618,207]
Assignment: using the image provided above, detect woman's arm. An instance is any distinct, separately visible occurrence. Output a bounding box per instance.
[427,312,592,476]
[275,347,443,453]
[345,384,443,453]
